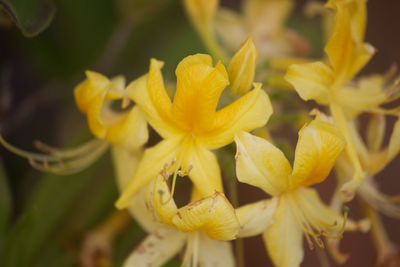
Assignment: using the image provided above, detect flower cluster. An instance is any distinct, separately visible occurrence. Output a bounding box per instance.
[2,0,400,266]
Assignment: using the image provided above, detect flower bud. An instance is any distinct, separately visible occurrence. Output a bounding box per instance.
[228,37,258,95]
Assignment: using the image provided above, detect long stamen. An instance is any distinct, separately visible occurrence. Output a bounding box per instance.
[0,134,109,174]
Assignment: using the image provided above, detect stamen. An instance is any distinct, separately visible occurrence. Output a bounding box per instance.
[0,134,109,175]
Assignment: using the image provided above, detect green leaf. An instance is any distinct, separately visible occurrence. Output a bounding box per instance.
[0,0,55,37]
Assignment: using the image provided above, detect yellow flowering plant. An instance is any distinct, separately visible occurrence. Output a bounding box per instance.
[1,0,400,266]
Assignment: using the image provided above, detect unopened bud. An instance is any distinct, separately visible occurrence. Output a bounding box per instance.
[228,37,258,95]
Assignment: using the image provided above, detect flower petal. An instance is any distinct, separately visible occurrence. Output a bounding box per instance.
[172,54,229,134]
[325,0,372,83]
[285,61,334,105]
[111,146,165,232]
[74,71,109,114]
[171,191,240,240]
[185,143,224,196]
[199,83,272,149]
[123,227,186,267]
[234,131,291,196]
[290,118,345,189]
[115,138,181,209]
[263,195,304,267]
[126,61,180,139]
[214,8,247,51]
[197,232,235,267]
[236,198,278,238]
[105,106,149,150]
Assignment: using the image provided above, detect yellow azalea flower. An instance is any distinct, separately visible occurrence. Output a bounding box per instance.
[0,71,149,175]
[214,0,309,63]
[112,145,237,267]
[234,117,368,267]
[116,53,272,209]
[74,71,148,150]
[284,0,392,198]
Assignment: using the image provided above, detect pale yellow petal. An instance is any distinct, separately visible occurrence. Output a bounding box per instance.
[172,54,229,134]
[197,232,235,267]
[74,71,109,113]
[386,117,400,164]
[183,0,218,35]
[244,0,293,37]
[366,114,385,153]
[115,138,181,209]
[263,195,304,267]
[199,84,272,149]
[234,131,291,196]
[285,62,334,105]
[126,62,180,139]
[171,191,240,240]
[123,227,186,267]
[214,8,247,51]
[185,143,224,196]
[236,198,278,238]
[152,175,180,226]
[105,106,149,150]
[290,119,345,189]
[228,37,258,95]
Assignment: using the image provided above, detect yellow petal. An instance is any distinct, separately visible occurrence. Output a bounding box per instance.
[123,227,186,267]
[115,138,181,209]
[228,37,258,95]
[285,61,334,105]
[234,131,291,196]
[197,232,235,267]
[199,83,272,149]
[366,114,386,153]
[244,0,293,37]
[126,61,180,139]
[214,8,247,51]
[74,71,109,114]
[105,106,148,150]
[386,117,400,165]
[325,0,372,83]
[153,176,180,226]
[172,54,229,134]
[171,191,240,240]
[185,143,224,196]
[290,118,345,189]
[263,195,304,267]
[236,198,278,238]
[183,0,218,36]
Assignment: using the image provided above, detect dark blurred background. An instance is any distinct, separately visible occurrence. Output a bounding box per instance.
[0,0,399,266]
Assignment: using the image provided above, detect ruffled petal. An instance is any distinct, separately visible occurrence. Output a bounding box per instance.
[234,131,291,196]
[285,61,334,105]
[172,54,229,134]
[290,118,345,189]
[263,195,304,267]
[171,191,239,240]
[116,138,181,209]
[126,61,180,139]
[236,198,278,238]
[199,83,272,149]
[197,232,235,267]
[123,227,186,267]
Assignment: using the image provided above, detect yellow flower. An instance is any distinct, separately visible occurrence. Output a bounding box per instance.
[112,145,238,267]
[116,53,272,209]
[0,71,149,175]
[74,71,148,150]
[284,0,389,198]
[234,117,366,267]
